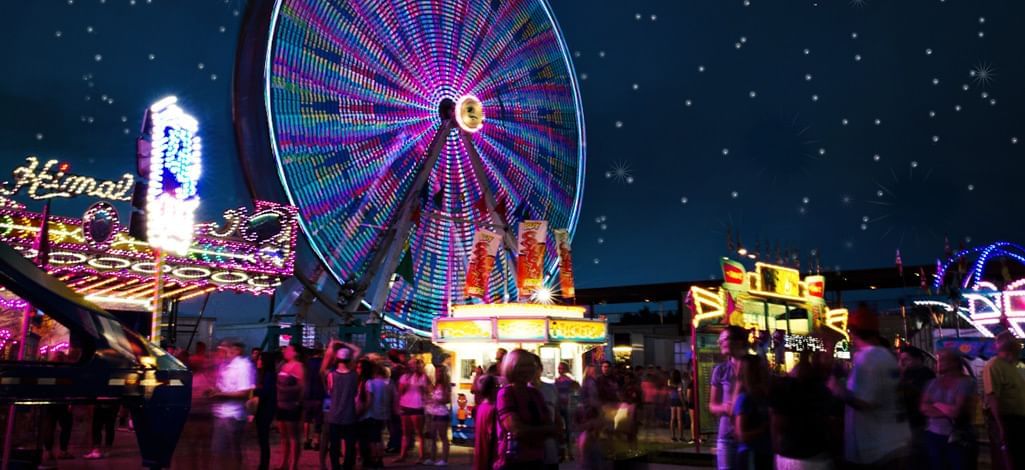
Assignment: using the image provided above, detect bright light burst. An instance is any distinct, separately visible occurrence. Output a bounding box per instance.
[970,62,995,87]
[532,285,556,304]
[605,161,634,184]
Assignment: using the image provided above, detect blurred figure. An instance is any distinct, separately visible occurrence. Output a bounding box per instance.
[304,345,326,451]
[668,369,687,442]
[685,369,698,444]
[424,365,452,466]
[208,339,256,470]
[472,375,500,470]
[830,306,910,468]
[188,341,209,371]
[530,355,561,470]
[898,345,935,469]
[770,350,835,470]
[251,347,262,364]
[357,359,391,469]
[396,357,429,463]
[254,350,280,470]
[40,403,74,462]
[734,355,772,470]
[920,349,977,470]
[277,344,306,470]
[385,349,409,454]
[83,401,119,459]
[983,331,1025,470]
[496,349,556,469]
[710,325,750,470]
[555,361,580,460]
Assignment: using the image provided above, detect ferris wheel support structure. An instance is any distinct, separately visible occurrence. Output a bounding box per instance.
[344,119,454,315]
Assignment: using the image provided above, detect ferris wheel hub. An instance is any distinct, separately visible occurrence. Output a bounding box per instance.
[454,94,485,133]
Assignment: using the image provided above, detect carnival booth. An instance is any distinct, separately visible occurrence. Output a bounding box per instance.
[433,303,606,388]
[687,258,850,444]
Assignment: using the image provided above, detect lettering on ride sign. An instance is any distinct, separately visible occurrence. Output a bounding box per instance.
[0,156,134,202]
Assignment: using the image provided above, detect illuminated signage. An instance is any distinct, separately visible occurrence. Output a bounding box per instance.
[548,319,606,342]
[0,156,134,202]
[496,318,548,341]
[434,319,493,341]
[805,275,825,298]
[144,96,202,256]
[755,262,801,299]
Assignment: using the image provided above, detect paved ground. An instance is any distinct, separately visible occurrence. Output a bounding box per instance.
[27,407,711,469]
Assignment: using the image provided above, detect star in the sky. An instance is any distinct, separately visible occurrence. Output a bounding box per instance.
[605,161,633,184]
[970,62,995,87]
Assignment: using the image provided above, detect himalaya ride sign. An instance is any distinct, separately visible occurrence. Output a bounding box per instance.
[0,156,134,202]
[465,229,501,299]
[554,229,575,299]
[517,220,547,300]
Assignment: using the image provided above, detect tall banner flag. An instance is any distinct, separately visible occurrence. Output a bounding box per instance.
[554,229,575,299]
[465,229,501,299]
[517,220,548,300]
[721,258,746,286]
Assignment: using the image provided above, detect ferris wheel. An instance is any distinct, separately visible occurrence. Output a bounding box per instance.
[236,0,586,334]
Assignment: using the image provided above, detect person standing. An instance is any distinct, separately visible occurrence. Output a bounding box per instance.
[303,345,326,451]
[495,349,556,470]
[530,355,561,470]
[324,342,361,470]
[709,325,750,470]
[208,339,257,470]
[83,401,119,459]
[898,345,936,469]
[982,331,1025,470]
[830,307,910,468]
[254,350,280,470]
[554,362,580,460]
[920,349,977,470]
[472,375,500,470]
[396,358,429,463]
[668,370,686,442]
[357,359,391,469]
[277,344,306,470]
[733,355,772,470]
[40,403,74,462]
[769,350,835,470]
[424,365,452,466]
[385,349,409,454]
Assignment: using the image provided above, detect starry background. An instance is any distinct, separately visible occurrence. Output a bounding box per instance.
[2,0,1023,290]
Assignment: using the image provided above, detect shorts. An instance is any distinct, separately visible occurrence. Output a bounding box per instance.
[669,398,684,408]
[429,414,450,423]
[400,407,424,416]
[303,399,324,424]
[276,407,302,422]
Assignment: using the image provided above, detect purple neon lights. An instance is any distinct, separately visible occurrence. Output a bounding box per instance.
[263,0,586,332]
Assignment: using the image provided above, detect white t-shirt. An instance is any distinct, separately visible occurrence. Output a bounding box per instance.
[398,373,428,409]
[212,355,256,420]
[844,345,911,464]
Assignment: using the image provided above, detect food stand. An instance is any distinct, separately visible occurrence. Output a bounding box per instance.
[686,258,850,447]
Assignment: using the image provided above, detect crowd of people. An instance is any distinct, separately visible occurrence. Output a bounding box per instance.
[709,306,1025,470]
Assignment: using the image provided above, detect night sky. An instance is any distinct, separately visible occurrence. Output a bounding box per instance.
[3,0,1024,290]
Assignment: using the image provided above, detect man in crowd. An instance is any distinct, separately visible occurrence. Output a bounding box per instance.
[983,331,1025,470]
[830,306,910,468]
[208,339,256,470]
[324,341,360,470]
[898,345,935,469]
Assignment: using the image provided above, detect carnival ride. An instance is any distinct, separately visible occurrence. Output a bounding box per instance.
[235,0,586,335]
[916,241,1025,338]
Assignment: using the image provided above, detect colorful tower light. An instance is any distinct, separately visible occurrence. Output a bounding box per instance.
[145,96,201,256]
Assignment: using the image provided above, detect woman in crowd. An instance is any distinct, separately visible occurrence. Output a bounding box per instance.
[668,369,686,442]
[356,358,390,469]
[424,365,452,466]
[495,349,556,470]
[554,361,580,461]
[734,355,772,470]
[254,350,280,470]
[276,344,306,470]
[397,357,429,463]
[473,375,500,470]
[920,349,978,470]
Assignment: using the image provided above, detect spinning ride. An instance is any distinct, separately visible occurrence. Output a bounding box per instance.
[236,0,586,334]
